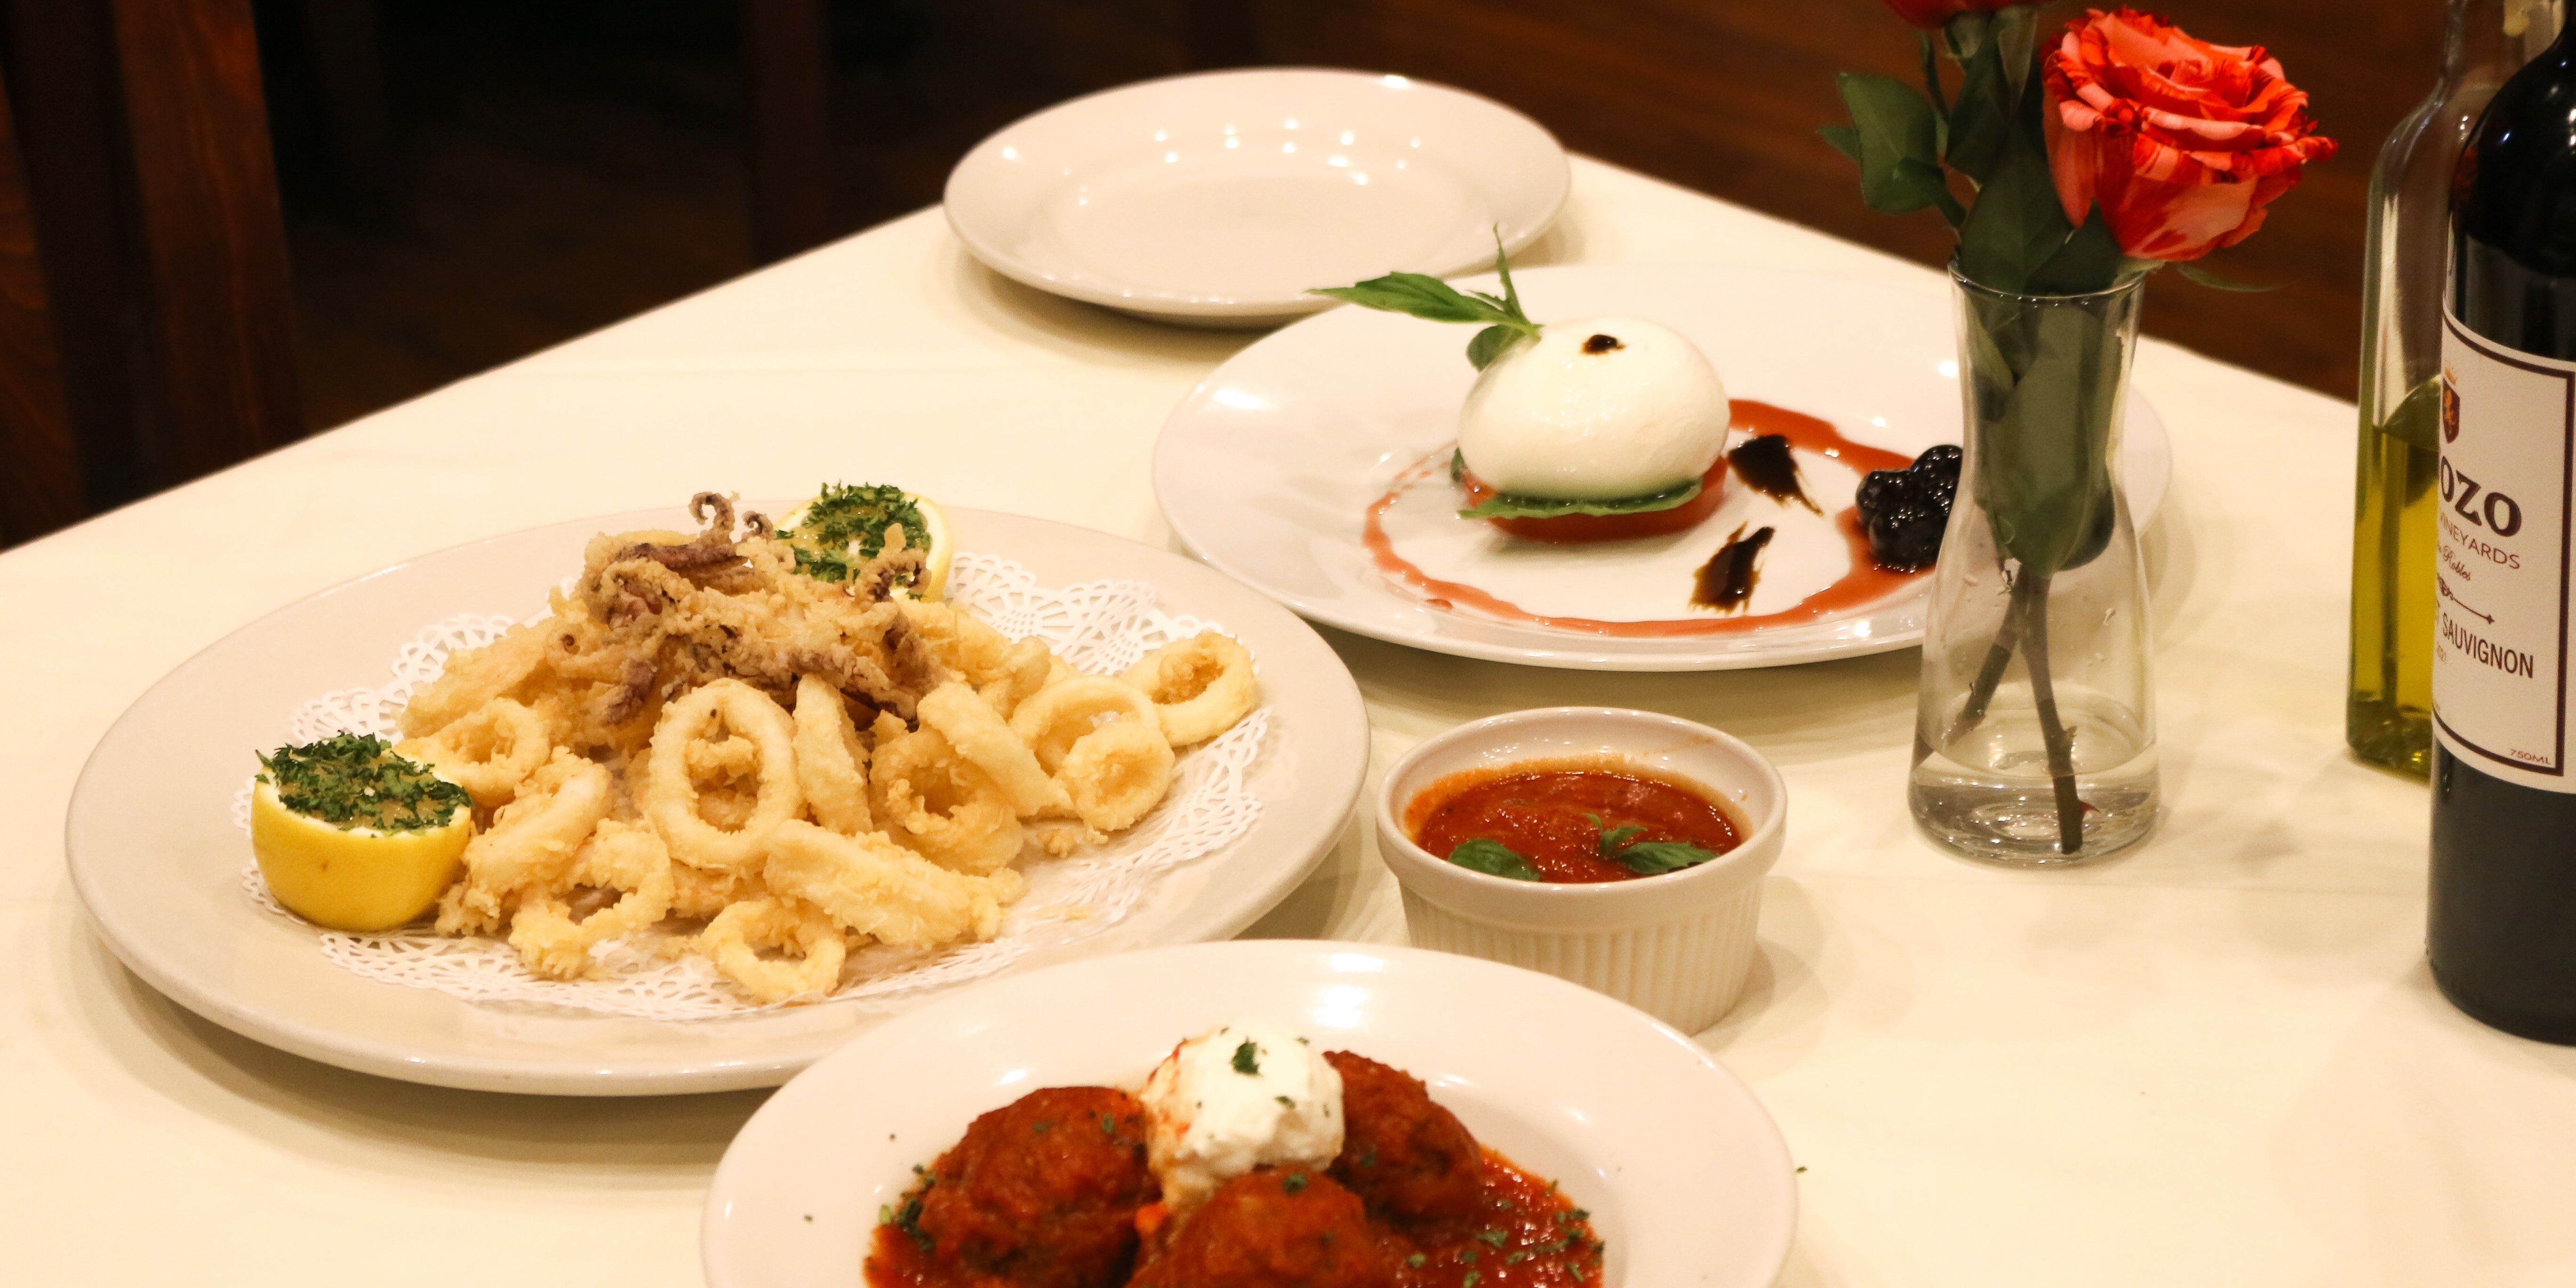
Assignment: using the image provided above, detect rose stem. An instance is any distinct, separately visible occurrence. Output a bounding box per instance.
[1943,582,2023,746]
[2016,571,2084,853]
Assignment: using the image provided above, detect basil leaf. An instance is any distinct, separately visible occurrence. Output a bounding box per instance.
[1467,323,1524,370]
[1448,838,1545,881]
[1596,823,1646,858]
[1618,839,1721,881]
[1312,272,1514,325]
[1615,841,1719,876]
[1459,478,1700,521]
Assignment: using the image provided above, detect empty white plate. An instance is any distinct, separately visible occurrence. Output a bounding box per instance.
[944,68,1570,327]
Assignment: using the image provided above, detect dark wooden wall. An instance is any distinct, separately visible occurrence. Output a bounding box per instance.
[137,1,2449,496]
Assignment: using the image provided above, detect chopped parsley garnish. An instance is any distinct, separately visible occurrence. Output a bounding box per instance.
[1232,1039,1261,1075]
[1405,1254,1428,1268]
[1358,1146,1378,1168]
[1031,1119,1052,1134]
[1099,1112,1118,1135]
[257,733,468,832]
[1462,1272,1481,1288]
[1475,1229,1508,1248]
[777,482,927,586]
[1282,1171,1309,1194]
[1276,1095,1295,1108]
[1446,837,1544,881]
[882,1178,934,1252]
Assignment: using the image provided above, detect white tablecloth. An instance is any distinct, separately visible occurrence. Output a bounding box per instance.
[6,156,2568,1287]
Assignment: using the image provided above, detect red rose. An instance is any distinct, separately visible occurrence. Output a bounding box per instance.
[1881,0,2021,29]
[2042,8,2334,261]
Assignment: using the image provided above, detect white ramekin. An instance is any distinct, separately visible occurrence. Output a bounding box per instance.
[1375,707,1787,1032]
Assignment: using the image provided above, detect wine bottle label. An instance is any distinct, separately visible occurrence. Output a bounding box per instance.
[2435,310,2576,791]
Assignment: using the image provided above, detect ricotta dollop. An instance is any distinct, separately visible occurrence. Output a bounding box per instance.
[1137,1018,1344,1211]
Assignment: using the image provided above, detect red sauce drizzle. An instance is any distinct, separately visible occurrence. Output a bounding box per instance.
[1362,399,1925,636]
[1405,758,1742,884]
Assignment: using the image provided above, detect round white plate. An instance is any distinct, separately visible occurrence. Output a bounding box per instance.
[64,507,1369,1095]
[704,940,1796,1288]
[944,68,1568,327]
[1154,262,2173,671]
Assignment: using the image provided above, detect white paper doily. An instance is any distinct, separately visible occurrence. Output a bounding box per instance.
[233,551,1269,1020]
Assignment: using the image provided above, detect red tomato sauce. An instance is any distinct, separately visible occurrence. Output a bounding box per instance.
[1394,1150,1604,1288]
[1458,454,1731,543]
[865,1058,1606,1288]
[1406,759,1741,884]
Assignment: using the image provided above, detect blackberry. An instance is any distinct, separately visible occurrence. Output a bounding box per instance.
[1854,445,1962,572]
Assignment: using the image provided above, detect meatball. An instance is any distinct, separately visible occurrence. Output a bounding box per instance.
[1323,1051,1486,1226]
[1130,1168,1397,1288]
[912,1086,1158,1288]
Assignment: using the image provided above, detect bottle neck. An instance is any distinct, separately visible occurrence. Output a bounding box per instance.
[2454,0,2568,79]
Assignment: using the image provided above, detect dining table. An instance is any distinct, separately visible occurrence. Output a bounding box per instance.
[6,152,2569,1288]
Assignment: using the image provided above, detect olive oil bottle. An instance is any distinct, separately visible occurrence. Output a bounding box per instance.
[2350,0,2562,775]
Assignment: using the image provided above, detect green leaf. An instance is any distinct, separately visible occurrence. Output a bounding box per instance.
[1312,272,1515,325]
[1595,821,1647,859]
[1614,841,1720,876]
[1459,477,1701,520]
[1818,123,1861,162]
[1956,284,2132,575]
[1467,323,1524,370]
[1490,226,1526,320]
[2174,262,2278,292]
[1835,73,1952,220]
[1943,9,1991,61]
[1447,838,1546,881]
[1991,4,2041,110]
[1942,33,2013,185]
[1919,32,1949,153]
[1955,133,2072,294]
[2029,205,2124,295]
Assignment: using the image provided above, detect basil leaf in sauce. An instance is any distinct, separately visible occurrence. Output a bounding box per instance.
[1587,813,1647,859]
[1613,840,1719,876]
[1447,838,1545,881]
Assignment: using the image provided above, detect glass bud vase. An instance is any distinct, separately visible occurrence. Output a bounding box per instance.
[1908,266,2158,864]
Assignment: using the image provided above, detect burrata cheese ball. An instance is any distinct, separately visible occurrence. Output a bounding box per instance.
[1457,314,1731,501]
[1138,1018,1344,1212]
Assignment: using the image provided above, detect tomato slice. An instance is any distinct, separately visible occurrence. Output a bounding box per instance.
[1458,456,1731,544]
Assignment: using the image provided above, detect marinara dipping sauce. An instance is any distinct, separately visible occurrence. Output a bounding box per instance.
[1405,756,1743,883]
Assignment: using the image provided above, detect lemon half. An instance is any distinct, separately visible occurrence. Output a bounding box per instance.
[250,781,473,931]
[909,494,953,601]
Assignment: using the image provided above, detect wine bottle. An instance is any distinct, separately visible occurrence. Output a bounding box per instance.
[2434,6,2576,1043]
[2351,0,2562,776]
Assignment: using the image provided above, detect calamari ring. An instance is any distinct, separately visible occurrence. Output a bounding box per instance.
[399,696,552,811]
[643,678,803,875]
[698,896,847,1004]
[899,600,1015,683]
[506,819,675,980]
[792,675,872,835]
[918,681,1070,818]
[1122,631,1259,748]
[762,819,1016,947]
[398,623,551,738]
[435,751,614,936]
[1006,676,1160,774]
[975,638,1056,719]
[870,726,1024,875]
[666,858,760,920]
[1057,718,1177,832]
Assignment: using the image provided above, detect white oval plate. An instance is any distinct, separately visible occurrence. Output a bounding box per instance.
[944,68,1568,327]
[1154,263,2173,671]
[64,508,1369,1095]
[703,940,1796,1288]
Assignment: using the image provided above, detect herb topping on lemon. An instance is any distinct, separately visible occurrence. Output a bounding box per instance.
[777,483,952,600]
[251,734,474,932]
